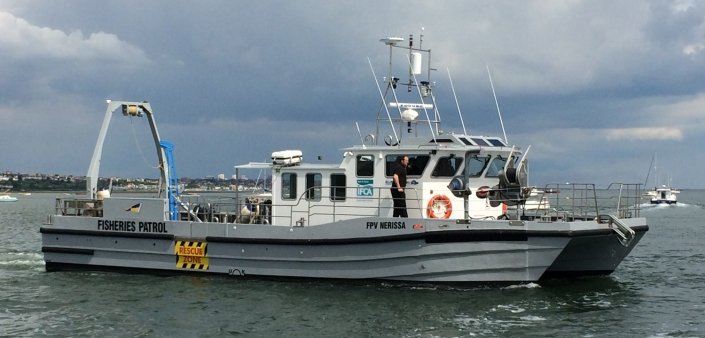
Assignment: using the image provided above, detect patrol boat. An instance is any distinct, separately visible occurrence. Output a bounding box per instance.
[41,34,648,283]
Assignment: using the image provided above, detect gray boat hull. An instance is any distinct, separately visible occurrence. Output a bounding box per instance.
[41,215,648,283]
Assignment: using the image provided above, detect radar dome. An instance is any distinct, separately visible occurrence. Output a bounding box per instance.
[401,109,419,122]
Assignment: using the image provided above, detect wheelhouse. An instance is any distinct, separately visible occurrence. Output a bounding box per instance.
[254,133,522,226]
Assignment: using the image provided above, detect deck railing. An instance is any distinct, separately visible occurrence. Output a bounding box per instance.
[55,197,104,217]
[538,182,641,221]
[51,182,642,226]
[178,186,426,226]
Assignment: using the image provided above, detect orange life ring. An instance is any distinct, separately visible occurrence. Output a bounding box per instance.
[427,194,453,218]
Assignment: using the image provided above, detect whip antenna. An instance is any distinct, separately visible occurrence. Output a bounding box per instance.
[487,65,508,143]
[355,122,366,149]
[368,57,399,145]
[447,68,468,135]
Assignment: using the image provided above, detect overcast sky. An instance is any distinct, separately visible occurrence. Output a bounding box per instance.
[1,0,704,188]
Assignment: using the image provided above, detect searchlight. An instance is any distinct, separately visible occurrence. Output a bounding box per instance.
[122,104,144,117]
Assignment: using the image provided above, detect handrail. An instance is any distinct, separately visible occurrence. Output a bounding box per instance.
[540,183,641,220]
[301,186,423,226]
[600,214,636,247]
[54,182,642,227]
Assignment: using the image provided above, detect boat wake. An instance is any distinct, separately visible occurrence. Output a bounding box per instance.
[0,251,45,271]
[503,282,541,290]
[640,202,699,210]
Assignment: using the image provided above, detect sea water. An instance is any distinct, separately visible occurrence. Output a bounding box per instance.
[1,192,704,337]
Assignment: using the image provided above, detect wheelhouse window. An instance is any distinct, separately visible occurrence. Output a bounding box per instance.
[356,155,374,177]
[431,156,463,177]
[305,173,322,201]
[470,138,490,146]
[465,155,491,177]
[459,137,474,145]
[330,174,346,201]
[281,173,297,200]
[385,155,430,177]
[485,155,515,177]
[487,138,507,147]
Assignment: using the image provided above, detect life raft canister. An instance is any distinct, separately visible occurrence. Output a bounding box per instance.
[427,194,453,218]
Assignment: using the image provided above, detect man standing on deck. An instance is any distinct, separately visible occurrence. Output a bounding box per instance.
[391,155,409,217]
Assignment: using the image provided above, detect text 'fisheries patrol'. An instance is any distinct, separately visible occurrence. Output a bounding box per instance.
[97,219,167,233]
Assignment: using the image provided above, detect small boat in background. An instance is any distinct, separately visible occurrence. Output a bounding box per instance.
[642,153,678,204]
[0,195,18,202]
[650,185,678,205]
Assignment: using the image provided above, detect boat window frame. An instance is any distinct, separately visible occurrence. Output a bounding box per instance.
[305,172,322,201]
[486,138,506,147]
[485,155,517,178]
[470,138,490,146]
[281,172,297,200]
[329,173,346,201]
[385,154,430,177]
[356,154,375,177]
[459,137,474,146]
[431,155,464,177]
[461,154,491,177]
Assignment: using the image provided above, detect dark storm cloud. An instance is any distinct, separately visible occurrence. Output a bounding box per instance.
[1,0,705,187]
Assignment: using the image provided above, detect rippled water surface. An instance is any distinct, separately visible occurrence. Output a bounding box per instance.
[1,192,704,337]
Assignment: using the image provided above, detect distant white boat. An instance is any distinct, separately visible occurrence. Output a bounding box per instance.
[642,153,678,204]
[0,195,18,202]
[650,185,678,205]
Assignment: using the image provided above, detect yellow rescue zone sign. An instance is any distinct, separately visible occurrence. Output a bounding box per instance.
[174,240,207,257]
[176,255,209,270]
